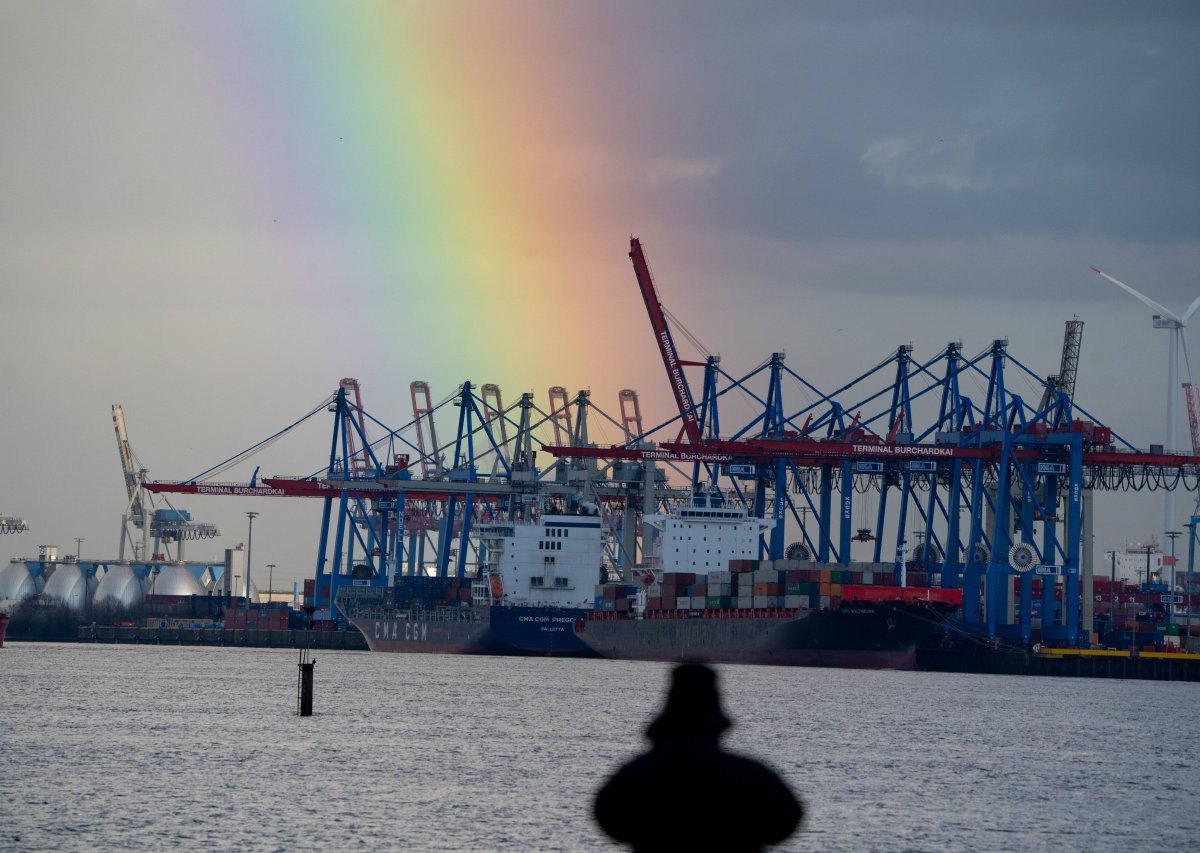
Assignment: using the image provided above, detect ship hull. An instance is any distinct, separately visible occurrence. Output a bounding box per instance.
[573,602,952,670]
[348,606,598,657]
[0,611,8,647]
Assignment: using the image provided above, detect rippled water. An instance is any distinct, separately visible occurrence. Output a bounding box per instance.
[3,642,1197,851]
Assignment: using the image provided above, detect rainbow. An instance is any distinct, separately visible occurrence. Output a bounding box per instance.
[176,3,646,412]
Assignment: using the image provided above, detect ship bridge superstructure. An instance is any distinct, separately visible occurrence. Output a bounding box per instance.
[646,488,773,574]
[478,511,605,608]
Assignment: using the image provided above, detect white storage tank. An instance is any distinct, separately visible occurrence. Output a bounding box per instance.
[146,565,204,597]
[42,564,98,611]
[93,564,145,608]
[0,560,40,606]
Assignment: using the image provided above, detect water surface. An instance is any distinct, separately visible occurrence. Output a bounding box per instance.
[3,643,1197,851]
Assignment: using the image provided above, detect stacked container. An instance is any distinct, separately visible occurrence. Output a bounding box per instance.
[594,583,640,612]
[602,559,962,616]
[393,575,475,609]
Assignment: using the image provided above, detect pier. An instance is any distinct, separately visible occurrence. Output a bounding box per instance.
[918,646,1200,681]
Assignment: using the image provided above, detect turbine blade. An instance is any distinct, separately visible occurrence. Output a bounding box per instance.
[1090,267,1182,324]
[1184,333,1194,384]
[1183,294,1200,323]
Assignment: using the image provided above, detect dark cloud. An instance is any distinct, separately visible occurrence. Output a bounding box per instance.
[555,3,1200,247]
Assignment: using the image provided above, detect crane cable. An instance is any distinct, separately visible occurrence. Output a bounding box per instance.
[187,393,337,482]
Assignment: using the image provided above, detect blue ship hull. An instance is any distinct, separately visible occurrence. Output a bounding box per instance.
[347,604,596,657]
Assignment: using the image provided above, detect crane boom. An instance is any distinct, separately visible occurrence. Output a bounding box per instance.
[629,237,702,443]
[112,405,145,524]
[1039,316,1084,420]
[548,386,573,446]
[1185,382,1200,456]
[410,381,442,478]
[619,389,644,442]
[339,378,371,475]
[480,383,511,474]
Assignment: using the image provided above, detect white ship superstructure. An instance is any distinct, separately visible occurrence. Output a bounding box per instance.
[645,490,774,574]
[1108,540,1169,584]
[476,510,606,607]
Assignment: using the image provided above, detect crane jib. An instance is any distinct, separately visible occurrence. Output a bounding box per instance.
[630,237,701,443]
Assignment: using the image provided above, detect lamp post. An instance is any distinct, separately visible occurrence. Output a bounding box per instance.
[1166,530,1181,629]
[266,563,276,604]
[1187,518,1198,652]
[245,512,259,604]
[1105,550,1116,647]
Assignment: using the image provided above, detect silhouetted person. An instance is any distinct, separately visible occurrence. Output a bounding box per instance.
[594,663,802,851]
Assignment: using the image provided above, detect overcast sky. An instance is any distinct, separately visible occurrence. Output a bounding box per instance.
[3,1,1199,586]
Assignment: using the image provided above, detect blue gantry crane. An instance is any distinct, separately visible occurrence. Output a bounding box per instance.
[540,238,1200,646]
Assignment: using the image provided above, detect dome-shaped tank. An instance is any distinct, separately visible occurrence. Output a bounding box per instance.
[0,560,40,604]
[146,565,204,597]
[42,564,97,611]
[94,565,145,608]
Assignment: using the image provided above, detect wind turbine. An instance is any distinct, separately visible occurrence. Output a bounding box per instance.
[1092,266,1200,534]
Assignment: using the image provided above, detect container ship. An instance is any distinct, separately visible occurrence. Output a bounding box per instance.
[341,492,960,669]
[340,508,604,656]
[575,491,958,668]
